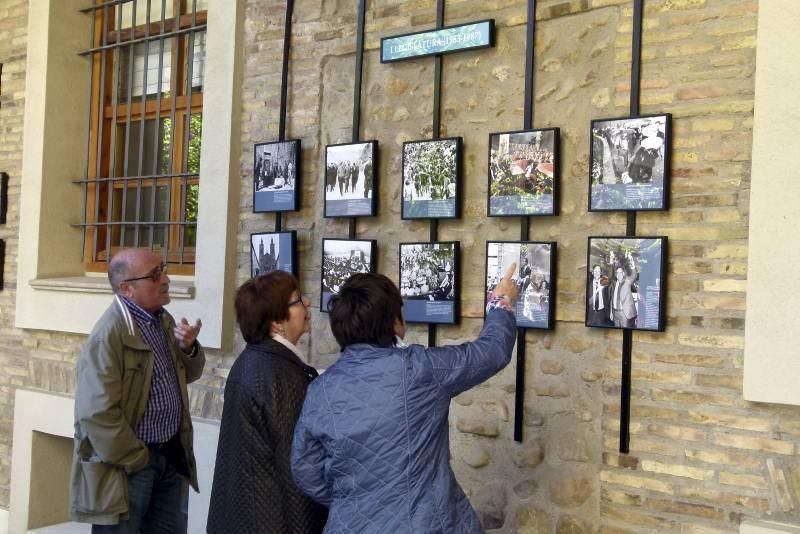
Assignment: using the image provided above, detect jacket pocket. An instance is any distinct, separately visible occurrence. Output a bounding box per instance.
[75,460,128,515]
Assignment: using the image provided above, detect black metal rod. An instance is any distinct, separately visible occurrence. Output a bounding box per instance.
[72,221,197,227]
[162,6,181,262]
[523,0,536,131]
[73,171,199,184]
[92,6,108,263]
[630,0,643,117]
[106,4,125,261]
[81,9,98,260]
[81,0,140,14]
[619,0,644,454]
[134,0,153,247]
[620,329,633,453]
[352,0,366,143]
[78,25,207,56]
[278,0,294,142]
[427,0,446,349]
[179,0,198,265]
[514,328,525,441]
[275,212,282,232]
[120,0,139,248]
[149,0,168,249]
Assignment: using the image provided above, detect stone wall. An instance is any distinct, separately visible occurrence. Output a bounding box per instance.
[1,0,799,532]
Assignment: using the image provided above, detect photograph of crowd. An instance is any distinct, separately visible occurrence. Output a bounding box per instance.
[485,241,555,329]
[590,114,671,211]
[488,128,559,216]
[402,138,461,219]
[250,231,295,278]
[320,239,376,312]
[585,236,666,331]
[400,242,459,324]
[324,141,377,217]
[253,140,300,212]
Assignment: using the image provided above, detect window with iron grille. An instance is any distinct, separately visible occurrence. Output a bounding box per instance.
[79,0,207,275]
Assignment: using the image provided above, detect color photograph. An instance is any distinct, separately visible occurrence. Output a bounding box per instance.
[486,241,555,329]
[589,114,670,211]
[585,236,667,331]
[488,128,559,216]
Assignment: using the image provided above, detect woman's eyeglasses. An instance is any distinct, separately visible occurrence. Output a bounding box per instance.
[288,295,309,309]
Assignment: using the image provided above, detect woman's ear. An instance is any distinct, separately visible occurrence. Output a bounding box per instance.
[393,316,406,339]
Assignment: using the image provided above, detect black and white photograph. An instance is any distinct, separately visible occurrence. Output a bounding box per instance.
[488,128,559,216]
[250,231,296,278]
[324,141,378,217]
[321,238,377,312]
[590,114,671,211]
[402,138,462,219]
[253,140,300,212]
[485,241,556,329]
[400,241,460,324]
[585,236,667,331]
[0,172,8,224]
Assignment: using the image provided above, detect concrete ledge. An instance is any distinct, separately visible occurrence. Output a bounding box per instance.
[741,519,800,534]
[30,277,195,299]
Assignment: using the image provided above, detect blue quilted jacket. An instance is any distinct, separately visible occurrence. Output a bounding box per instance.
[291,308,516,533]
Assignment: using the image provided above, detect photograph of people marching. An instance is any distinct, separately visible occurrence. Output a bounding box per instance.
[320,239,376,311]
[324,141,377,217]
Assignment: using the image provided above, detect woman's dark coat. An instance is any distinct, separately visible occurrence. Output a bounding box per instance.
[207,338,328,534]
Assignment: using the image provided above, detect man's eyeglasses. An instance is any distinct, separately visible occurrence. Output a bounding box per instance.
[288,295,309,309]
[123,262,168,283]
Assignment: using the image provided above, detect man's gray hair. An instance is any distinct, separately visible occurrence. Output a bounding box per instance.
[108,251,131,293]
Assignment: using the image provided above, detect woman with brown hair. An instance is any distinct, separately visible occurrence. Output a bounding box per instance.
[207,271,327,534]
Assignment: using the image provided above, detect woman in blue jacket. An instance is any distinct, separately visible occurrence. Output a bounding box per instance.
[291,264,518,533]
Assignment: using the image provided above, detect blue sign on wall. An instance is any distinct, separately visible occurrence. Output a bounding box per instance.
[381,19,495,63]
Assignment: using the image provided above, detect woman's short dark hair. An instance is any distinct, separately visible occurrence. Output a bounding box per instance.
[235,271,299,344]
[328,273,403,350]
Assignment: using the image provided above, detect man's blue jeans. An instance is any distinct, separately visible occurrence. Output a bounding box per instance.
[92,447,188,534]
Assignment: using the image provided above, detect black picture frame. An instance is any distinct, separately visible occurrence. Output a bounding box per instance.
[0,239,4,291]
[585,236,667,332]
[487,128,560,217]
[253,139,301,213]
[484,241,556,330]
[250,230,297,278]
[380,19,495,63]
[320,238,377,312]
[399,241,460,325]
[589,114,671,212]
[0,172,8,224]
[323,141,378,218]
[401,137,462,220]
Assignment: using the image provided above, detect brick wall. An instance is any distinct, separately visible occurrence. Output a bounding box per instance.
[1,0,799,532]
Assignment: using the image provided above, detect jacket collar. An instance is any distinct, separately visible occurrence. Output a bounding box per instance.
[112,295,160,351]
[247,338,317,377]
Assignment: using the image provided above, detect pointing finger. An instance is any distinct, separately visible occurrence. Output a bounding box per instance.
[502,262,517,281]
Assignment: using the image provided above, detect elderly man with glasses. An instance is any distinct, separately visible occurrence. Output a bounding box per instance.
[70,248,205,533]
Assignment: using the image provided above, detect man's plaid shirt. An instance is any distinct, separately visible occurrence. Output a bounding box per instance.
[121,297,183,444]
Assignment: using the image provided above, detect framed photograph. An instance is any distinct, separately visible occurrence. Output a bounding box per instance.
[399,241,460,324]
[402,137,462,219]
[320,238,377,312]
[485,241,556,329]
[250,231,297,278]
[253,140,301,213]
[585,236,667,331]
[488,128,559,216]
[589,114,671,211]
[324,141,378,217]
[0,172,8,224]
